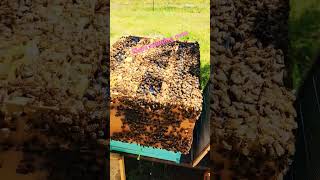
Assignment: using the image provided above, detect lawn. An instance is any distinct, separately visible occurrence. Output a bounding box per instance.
[290,0,320,89]
[110,0,210,89]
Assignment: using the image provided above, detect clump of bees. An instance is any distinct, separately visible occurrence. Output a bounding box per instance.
[0,0,108,179]
[110,36,203,154]
[210,0,296,179]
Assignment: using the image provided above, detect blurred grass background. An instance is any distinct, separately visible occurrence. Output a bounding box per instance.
[110,0,210,89]
[290,0,320,89]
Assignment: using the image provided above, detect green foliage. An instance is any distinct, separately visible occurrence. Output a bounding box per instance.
[289,0,320,89]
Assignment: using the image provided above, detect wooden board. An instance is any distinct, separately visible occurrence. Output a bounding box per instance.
[122,152,210,171]
[110,153,126,180]
[192,144,210,167]
[191,84,210,167]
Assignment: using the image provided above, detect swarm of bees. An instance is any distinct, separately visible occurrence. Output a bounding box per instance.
[110,36,202,154]
[210,0,297,179]
[0,0,108,179]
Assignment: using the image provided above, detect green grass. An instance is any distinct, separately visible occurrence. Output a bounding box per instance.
[290,0,320,89]
[110,0,210,89]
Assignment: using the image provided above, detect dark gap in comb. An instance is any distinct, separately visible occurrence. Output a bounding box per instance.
[137,71,163,96]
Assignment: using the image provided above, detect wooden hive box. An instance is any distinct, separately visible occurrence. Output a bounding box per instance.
[110,36,202,154]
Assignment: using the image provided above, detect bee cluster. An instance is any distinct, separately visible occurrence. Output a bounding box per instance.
[0,0,108,179]
[210,0,297,179]
[110,36,202,154]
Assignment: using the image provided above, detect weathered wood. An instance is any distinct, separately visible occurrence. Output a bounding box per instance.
[191,84,210,166]
[110,153,126,180]
[192,144,210,167]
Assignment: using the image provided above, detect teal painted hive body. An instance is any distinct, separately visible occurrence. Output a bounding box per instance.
[110,140,181,163]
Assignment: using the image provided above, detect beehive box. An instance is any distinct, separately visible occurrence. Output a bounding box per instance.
[110,36,202,154]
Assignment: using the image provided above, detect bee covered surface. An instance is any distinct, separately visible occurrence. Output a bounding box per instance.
[110,36,202,154]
